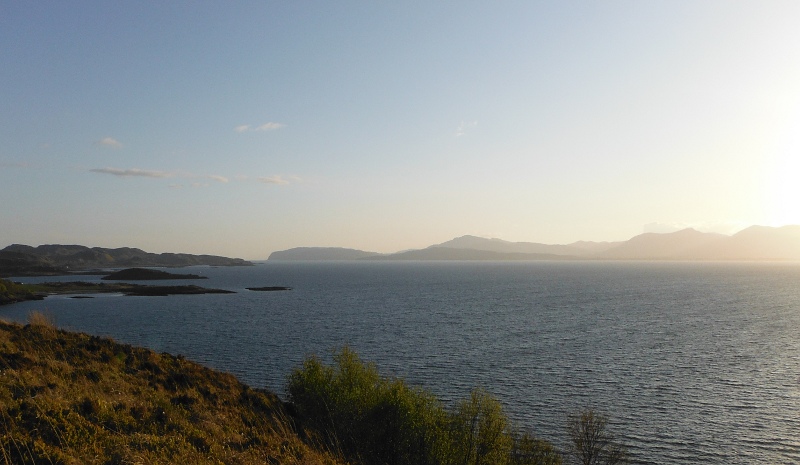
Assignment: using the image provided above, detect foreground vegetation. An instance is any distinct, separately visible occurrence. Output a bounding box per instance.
[287,347,628,465]
[1,311,628,464]
[0,314,341,464]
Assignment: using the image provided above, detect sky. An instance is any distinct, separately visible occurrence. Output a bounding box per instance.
[2,1,800,259]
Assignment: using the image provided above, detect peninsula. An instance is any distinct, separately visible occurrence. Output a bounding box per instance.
[0,278,235,305]
[0,244,253,277]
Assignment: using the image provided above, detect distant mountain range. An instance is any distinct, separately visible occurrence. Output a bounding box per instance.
[0,244,253,277]
[268,225,800,262]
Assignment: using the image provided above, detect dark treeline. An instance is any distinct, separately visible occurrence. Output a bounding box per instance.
[286,347,628,465]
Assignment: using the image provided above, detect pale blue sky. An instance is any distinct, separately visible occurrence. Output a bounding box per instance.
[2,1,800,258]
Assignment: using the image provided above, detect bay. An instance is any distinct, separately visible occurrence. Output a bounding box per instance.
[3,261,800,464]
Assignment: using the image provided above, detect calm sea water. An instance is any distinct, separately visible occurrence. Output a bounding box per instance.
[3,261,800,464]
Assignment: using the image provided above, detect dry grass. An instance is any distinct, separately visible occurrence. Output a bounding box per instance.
[0,319,345,465]
[26,310,56,332]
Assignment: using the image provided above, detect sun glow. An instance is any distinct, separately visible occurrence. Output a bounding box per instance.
[764,152,800,227]
[759,97,800,228]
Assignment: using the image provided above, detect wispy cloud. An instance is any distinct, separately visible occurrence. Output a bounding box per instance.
[207,175,229,183]
[96,137,123,148]
[455,121,478,137]
[257,175,291,185]
[0,161,28,168]
[255,122,285,131]
[235,122,286,133]
[89,167,295,188]
[90,167,172,178]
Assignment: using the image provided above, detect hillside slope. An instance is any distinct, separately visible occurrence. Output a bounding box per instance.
[1,244,253,277]
[598,228,727,260]
[0,317,341,465]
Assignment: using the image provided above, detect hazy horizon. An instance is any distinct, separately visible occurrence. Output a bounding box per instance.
[6,223,800,262]
[3,2,800,259]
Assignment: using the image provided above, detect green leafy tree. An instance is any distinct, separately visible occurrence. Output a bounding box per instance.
[511,431,563,465]
[286,347,450,465]
[286,347,565,465]
[450,388,513,465]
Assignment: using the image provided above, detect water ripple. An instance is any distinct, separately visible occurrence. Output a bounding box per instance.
[4,261,800,464]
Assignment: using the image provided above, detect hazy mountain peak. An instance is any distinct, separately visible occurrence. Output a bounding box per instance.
[264,225,800,262]
[734,224,800,237]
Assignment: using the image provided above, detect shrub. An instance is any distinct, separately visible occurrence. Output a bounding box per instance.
[450,388,513,465]
[511,431,563,465]
[286,347,451,465]
[286,347,562,465]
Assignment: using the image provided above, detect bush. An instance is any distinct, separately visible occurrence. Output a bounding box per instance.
[511,431,563,465]
[286,347,562,465]
[450,388,513,465]
[286,347,450,465]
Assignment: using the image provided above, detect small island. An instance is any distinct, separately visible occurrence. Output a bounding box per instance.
[101,268,207,281]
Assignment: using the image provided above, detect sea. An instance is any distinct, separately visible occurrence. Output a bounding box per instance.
[2,261,800,464]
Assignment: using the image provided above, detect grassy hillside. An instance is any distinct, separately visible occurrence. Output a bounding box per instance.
[0,314,342,465]
[0,279,41,305]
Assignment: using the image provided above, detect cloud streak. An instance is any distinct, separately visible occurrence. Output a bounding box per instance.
[89,167,291,187]
[235,122,286,133]
[255,122,285,131]
[0,161,29,168]
[97,137,123,148]
[257,175,291,185]
[90,167,173,178]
